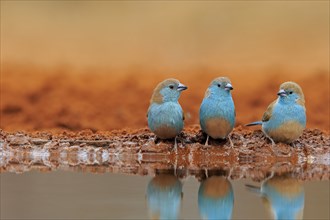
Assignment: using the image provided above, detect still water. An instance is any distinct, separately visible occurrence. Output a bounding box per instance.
[1,170,329,219]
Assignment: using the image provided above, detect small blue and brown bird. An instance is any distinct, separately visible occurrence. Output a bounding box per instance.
[246,82,306,145]
[146,174,183,220]
[198,176,234,220]
[147,79,187,148]
[199,77,235,146]
[246,175,305,220]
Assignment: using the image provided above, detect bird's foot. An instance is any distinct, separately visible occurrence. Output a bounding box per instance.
[176,136,185,149]
[204,135,209,146]
[270,142,292,157]
[270,138,276,147]
[278,144,292,157]
[265,136,278,155]
[268,140,279,156]
[154,136,160,144]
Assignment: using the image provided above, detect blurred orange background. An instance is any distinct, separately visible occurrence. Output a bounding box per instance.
[1,1,329,132]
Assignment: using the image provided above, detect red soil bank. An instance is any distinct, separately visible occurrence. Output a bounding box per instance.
[1,65,329,132]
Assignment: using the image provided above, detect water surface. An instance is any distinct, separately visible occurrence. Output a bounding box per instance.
[1,170,329,219]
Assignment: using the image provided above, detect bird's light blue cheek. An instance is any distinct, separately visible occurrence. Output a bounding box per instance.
[209,86,221,95]
[160,88,180,102]
[279,94,299,104]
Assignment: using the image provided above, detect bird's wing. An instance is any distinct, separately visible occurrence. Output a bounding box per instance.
[262,100,276,122]
[204,88,211,99]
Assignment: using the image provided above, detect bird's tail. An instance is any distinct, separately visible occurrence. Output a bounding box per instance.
[245,121,262,126]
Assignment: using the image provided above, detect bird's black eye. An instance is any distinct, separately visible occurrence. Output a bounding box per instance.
[217,84,221,88]
[169,85,174,89]
[289,91,293,94]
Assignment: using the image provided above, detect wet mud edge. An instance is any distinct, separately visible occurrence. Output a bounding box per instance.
[0,127,329,181]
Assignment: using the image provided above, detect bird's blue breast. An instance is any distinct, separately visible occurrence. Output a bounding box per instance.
[263,101,306,130]
[200,96,235,128]
[148,102,184,136]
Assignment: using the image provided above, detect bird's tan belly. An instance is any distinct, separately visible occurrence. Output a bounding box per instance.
[205,117,232,139]
[265,121,304,143]
[154,125,179,139]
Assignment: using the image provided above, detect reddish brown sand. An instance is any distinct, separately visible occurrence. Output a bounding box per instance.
[1,65,329,132]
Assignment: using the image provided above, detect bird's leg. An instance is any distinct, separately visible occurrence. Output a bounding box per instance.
[173,136,178,154]
[227,167,233,180]
[270,141,278,155]
[204,168,209,178]
[205,135,209,146]
[173,153,178,176]
[262,130,276,148]
[228,134,234,148]
[177,136,185,148]
[269,137,276,147]
[265,170,275,182]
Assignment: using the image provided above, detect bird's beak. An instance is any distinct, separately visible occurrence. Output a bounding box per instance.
[177,83,188,91]
[277,89,287,97]
[225,83,233,91]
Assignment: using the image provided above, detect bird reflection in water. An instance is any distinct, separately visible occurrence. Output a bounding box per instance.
[246,174,305,220]
[146,171,183,220]
[198,170,234,220]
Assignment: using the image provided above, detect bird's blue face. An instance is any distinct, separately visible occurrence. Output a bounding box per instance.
[277,82,305,105]
[277,89,302,104]
[160,82,187,102]
[208,78,233,98]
